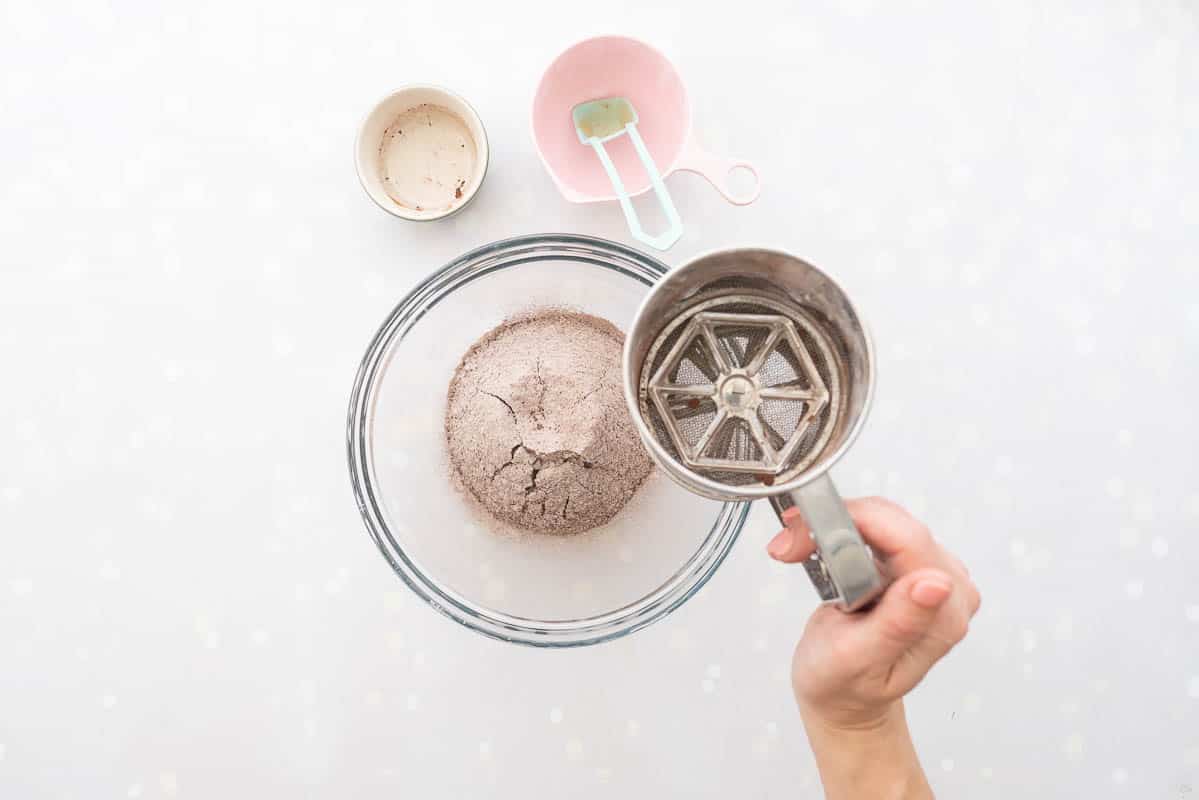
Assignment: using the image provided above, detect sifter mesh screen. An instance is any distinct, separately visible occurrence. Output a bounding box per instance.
[639,291,844,487]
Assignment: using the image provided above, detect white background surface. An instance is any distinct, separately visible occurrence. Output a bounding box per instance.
[2,0,1197,796]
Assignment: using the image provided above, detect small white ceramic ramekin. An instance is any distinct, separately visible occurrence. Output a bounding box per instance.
[355,85,489,221]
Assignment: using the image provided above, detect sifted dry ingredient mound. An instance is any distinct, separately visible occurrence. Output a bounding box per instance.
[444,309,653,534]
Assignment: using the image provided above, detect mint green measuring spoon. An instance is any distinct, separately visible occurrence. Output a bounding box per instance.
[573,97,683,251]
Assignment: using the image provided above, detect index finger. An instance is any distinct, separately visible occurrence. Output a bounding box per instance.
[844,497,938,573]
[769,497,935,570]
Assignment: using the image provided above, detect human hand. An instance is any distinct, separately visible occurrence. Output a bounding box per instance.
[768,496,980,729]
[767,497,980,800]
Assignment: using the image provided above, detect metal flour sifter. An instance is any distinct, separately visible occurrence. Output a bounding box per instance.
[622,248,886,610]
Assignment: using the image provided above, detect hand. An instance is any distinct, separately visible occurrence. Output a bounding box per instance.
[767,497,980,799]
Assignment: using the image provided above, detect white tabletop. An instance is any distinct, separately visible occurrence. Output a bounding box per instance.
[2,0,1197,796]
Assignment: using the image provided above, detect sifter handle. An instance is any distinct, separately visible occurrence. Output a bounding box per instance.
[769,474,886,611]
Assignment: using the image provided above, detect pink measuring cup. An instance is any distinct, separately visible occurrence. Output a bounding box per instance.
[532,36,761,211]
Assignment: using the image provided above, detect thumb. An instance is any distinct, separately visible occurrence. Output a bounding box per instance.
[861,567,953,661]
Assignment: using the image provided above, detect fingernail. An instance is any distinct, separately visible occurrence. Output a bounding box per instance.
[767,529,792,559]
[781,507,803,524]
[910,577,952,608]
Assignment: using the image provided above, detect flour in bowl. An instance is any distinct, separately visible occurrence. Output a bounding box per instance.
[444,309,652,535]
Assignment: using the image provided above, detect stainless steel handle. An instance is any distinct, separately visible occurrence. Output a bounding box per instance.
[769,473,886,611]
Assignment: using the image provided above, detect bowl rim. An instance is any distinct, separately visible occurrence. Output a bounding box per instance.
[346,233,750,647]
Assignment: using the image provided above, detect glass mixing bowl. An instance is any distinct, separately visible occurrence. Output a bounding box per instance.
[347,234,749,647]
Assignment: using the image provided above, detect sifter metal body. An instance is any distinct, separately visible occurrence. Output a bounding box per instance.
[622,248,885,610]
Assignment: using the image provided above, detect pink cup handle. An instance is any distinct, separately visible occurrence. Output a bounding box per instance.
[674,141,761,206]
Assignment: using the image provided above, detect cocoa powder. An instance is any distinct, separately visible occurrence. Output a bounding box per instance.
[444,309,652,534]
